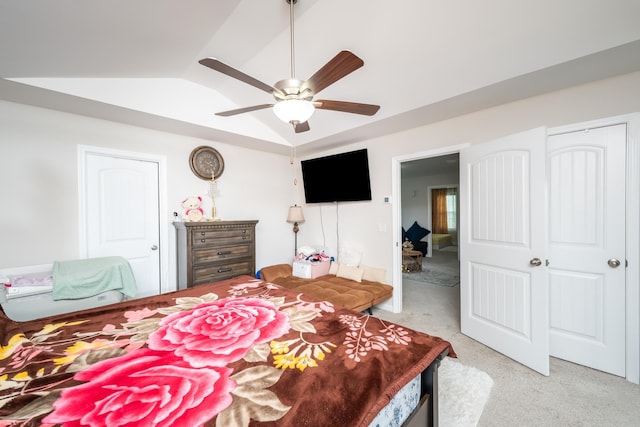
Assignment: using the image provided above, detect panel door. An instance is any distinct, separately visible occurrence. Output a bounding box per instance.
[547,124,626,376]
[460,127,549,375]
[85,154,161,297]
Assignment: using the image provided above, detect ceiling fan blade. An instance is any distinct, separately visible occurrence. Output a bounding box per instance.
[294,121,310,133]
[301,51,364,95]
[215,104,273,117]
[315,100,380,116]
[199,57,280,95]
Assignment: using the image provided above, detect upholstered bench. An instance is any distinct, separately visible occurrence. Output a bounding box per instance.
[260,263,393,313]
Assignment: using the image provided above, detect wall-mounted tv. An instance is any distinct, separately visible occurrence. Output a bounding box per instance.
[301,149,372,203]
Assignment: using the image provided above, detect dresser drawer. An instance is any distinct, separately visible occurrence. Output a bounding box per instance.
[193,260,252,284]
[192,244,251,265]
[192,228,254,247]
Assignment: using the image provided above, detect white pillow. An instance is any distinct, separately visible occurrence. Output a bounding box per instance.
[338,246,363,267]
[336,263,364,283]
[329,261,339,275]
[361,265,386,283]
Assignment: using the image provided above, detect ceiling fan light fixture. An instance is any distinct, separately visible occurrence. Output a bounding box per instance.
[273,99,315,124]
[199,0,379,133]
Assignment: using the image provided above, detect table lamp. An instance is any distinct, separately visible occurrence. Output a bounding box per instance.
[287,205,305,257]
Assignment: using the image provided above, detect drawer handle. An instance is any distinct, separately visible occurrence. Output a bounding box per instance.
[217,267,232,273]
[200,239,206,243]
[217,251,232,255]
[200,232,206,236]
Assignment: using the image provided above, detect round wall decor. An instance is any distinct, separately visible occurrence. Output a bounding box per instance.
[189,146,225,180]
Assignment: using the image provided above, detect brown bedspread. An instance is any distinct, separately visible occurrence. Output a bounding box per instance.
[0,276,454,427]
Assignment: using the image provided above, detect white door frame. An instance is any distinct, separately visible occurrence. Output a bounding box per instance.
[77,145,170,294]
[548,113,640,384]
[391,144,468,313]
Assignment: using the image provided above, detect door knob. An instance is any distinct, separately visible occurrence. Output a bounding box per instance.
[529,258,542,267]
[608,258,621,268]
[151,245,158,251]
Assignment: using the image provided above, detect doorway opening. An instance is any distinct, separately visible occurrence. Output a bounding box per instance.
[399,152,460,310]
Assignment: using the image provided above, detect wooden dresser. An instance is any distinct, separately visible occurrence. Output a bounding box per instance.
[173,220,258,289]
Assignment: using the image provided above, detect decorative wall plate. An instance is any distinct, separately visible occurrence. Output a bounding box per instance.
[189,146,225,180]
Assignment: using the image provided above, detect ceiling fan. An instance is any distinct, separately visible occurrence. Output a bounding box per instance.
[199,0,380,133]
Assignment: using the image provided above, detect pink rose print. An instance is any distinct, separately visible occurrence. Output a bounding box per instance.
[43,348,234,427]
[124,307,158,322]
[148,297,290,367]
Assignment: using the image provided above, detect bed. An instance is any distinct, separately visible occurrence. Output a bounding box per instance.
[431,234,452,250]
[0,275,454,427]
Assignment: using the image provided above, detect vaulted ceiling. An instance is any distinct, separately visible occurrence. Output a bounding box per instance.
[2,0,640,155]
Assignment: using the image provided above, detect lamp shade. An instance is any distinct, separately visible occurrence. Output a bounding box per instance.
[273,99,315,124]
[287,205,305,223]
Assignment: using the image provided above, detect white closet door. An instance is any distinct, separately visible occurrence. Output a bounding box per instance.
[547,124,626,377]
[460,127,549,375]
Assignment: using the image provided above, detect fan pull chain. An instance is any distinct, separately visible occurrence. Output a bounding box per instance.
[290,145,298,186]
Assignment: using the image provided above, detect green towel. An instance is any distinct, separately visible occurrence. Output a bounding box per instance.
[52,256,137,300]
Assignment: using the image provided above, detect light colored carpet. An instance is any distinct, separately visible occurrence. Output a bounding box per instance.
[375,279,640,426]
[439,357,493,427]
[402,248,460,287]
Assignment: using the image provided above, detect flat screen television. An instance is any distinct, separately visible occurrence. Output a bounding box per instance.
[301,149,372,203]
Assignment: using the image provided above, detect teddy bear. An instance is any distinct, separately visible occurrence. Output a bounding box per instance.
[181,196,205,222]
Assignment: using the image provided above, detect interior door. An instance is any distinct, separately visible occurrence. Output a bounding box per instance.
[460,127,549,375]
[547,124,626,377]
[85,153,161,297]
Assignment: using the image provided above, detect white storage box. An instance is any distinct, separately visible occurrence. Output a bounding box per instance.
[292,260,332,279]
[0,264,124,322]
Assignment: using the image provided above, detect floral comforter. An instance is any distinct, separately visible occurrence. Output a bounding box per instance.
[0,276,454,427]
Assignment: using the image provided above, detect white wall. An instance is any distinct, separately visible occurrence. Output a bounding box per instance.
[293,146,394,271]
[0,101,296,285]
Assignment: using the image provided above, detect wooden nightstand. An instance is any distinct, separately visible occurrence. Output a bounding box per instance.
[402,249,423,272]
